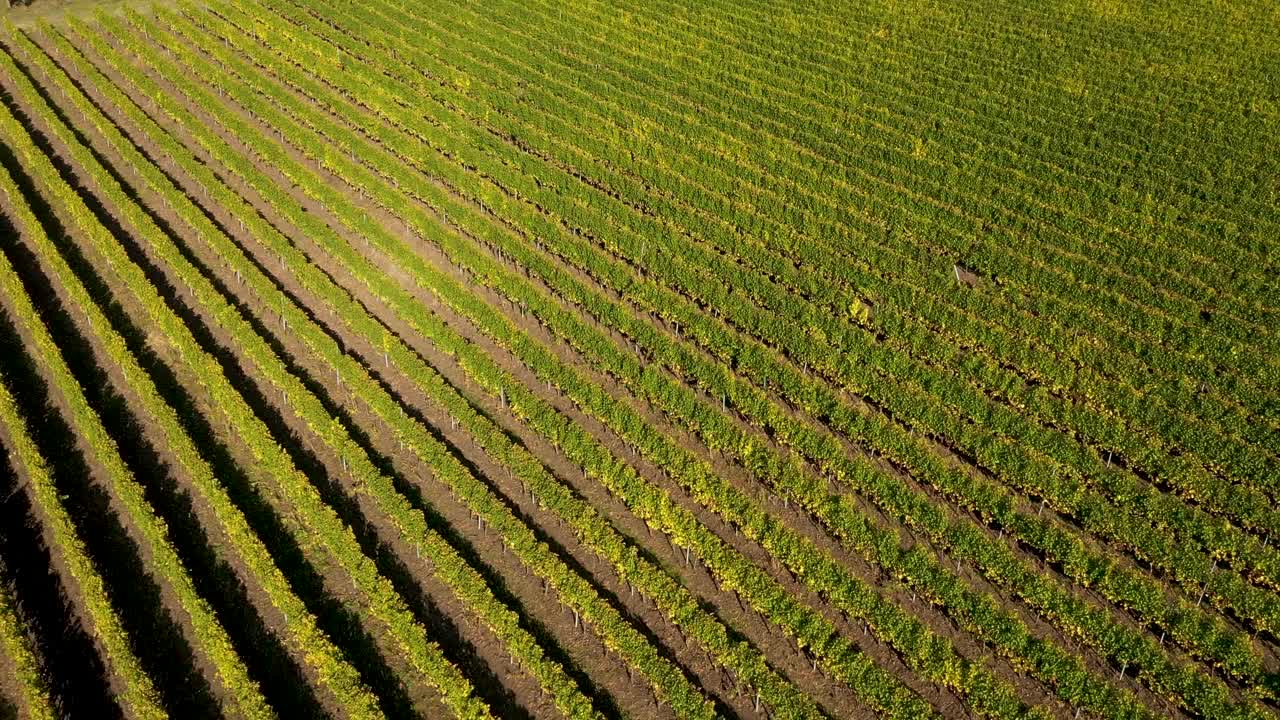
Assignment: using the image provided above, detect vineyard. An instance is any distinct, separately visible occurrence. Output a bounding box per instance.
[0,0,1275,718]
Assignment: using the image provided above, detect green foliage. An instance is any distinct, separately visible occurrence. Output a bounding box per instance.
[3,0,1274,717]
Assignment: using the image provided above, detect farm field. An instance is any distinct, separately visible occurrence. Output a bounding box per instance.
[0,0,1276,717]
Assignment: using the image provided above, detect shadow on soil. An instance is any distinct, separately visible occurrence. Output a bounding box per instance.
[1,53,422,719]
[0,128,226,719]
[0,238,123,719]
[0,107,330,718]
[2,34,736,719]
[17,38,607,716]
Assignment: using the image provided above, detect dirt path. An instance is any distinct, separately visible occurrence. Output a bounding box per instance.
[0,651,20,720]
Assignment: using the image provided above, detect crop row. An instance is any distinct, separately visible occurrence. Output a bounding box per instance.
[9,25,500,720]
[0,123,167,719]
[74,12,895,713]
[0,569,54,720]
[291,0,1278,545]
[717,0,1280,232]
[421,0,1279,392]
[362,0,1280,546]
[119,7,1058,716]
[37,20,657,718]
[678,0,1280,263]
[616,0,1280,284]
[299,0,1280,590]
[0,327,57,720]
[402,0,1280,479]
[62,16,838,718]
[373,0,1280,476]
[160,3,1263,716]
[97,10,954,715]
[0,30,437,720]
[245,0,1276,706]
[0,41,287,720]
[217,0,1269,696]
[493,0,1280,474]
